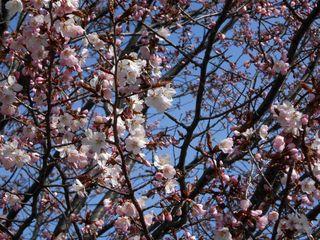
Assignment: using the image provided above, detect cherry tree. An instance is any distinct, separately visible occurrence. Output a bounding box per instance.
[0,0,320,239]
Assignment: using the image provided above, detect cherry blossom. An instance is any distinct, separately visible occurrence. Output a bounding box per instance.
[165,179,179,194]
[82,129,107,153]
[157,27,171,40]
[273,135,285,153]
[301,179,316,194]
[145,84,176,112]
[117,202,138,218]
[240,199,251,211]
[218,138,234,154]
[60,47,79,68]
[116,58,146,86]
[154,154,170,169]
[281,214,311,236]
[259,125,268,140]
[273,60,289,75]
[271,101,303,136]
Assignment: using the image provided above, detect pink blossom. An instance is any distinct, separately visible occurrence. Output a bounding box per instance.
[257,216,268,230]
[273,60,289,75]
[273,135,285,152]
[251,210,262,217]
[60,47,79,68]
[155,172,164,180]
[240,199,251,211]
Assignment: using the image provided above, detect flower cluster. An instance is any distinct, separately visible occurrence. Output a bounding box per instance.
[0,139,31,170]
[0,76,22,116]
[154,154,179,194]
[271,101,303,136]
[145,84,176,112]
[116,54,146,87]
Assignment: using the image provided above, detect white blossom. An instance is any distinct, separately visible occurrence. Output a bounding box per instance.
[130,95,144,112]
[218,138,234,154]
[154,154,170,169]
[125,135,146,154]
[117,58,146,86]
[259,125,268,140]
[82,129,106,153]
[86,33,105,50]
[271,101,302,136]
[0,139,31,170]
[145,84,176,112]
[165,179,179,194]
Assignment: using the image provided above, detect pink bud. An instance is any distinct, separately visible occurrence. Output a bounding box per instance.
[155,172,163,180]
[301,116,308,125]
[165,212,172,222]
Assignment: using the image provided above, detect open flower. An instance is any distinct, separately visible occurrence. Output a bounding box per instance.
[301,179,315,194]
[273,135,285,153]
[82,129,107,153]
[116,58,146,86]
[145,84,176,112]
[218,138,233,154]
[271,101,302,136]
[125,134,146,154]
[273,60,289,75]
[259,125,268,140]
[162,165,176,179]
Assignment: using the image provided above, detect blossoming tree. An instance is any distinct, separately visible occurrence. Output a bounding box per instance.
[0,0,320,239]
